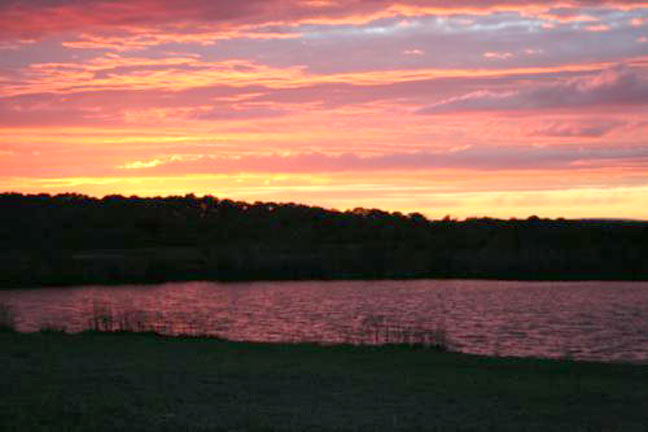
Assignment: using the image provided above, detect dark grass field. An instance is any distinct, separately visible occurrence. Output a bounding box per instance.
[1,331,647,431]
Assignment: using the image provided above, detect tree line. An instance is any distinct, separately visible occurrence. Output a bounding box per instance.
[1,193,646,287]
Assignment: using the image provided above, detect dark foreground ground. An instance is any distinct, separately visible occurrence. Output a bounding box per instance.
[1,332,647,431]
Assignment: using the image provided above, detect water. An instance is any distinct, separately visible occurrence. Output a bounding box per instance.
[1,279,648,363]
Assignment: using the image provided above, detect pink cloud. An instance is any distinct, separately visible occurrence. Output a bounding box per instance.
[483,51,514,60]
[1,0,648,40]
[529,119,626,137]
[403,49,425,56]
[418,66,648,114]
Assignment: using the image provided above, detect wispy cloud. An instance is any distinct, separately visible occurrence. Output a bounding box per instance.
[418,66,648,114]
[113,145,648,175]
[529,119,626,137]
[1,0,647,40]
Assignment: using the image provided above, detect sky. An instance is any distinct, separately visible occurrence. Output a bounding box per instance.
[1,0,647,219]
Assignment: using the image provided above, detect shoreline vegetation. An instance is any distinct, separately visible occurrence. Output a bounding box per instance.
[1,329,647,431]
[1,193,647,288]
[0,301,453,351]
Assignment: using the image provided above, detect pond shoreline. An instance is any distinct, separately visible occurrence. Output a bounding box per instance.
[3,267,648,290]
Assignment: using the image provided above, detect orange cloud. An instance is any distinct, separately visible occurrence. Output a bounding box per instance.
[583,23,612,31]
[61,28,301,52]
[3,50,630,99]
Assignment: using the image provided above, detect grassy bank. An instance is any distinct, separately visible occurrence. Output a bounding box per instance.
[1,331,646,431]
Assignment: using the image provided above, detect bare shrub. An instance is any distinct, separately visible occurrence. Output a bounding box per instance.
[38,321,67,333]
[357,314,451,351]
[0,302,15,332]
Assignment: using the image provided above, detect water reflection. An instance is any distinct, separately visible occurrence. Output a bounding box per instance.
[1,279,648,363]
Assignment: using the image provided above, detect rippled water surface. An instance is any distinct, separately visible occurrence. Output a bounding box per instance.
[2,280,648,362]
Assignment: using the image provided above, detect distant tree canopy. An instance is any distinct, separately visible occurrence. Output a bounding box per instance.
[0,193,647,287]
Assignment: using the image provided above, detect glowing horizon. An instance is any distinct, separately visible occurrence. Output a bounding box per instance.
[1,0,647,220]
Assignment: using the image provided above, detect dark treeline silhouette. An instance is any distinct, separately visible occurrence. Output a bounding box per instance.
[1,192,647,287]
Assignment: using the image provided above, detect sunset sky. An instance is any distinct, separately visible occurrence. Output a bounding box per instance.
[1,0,647,219]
